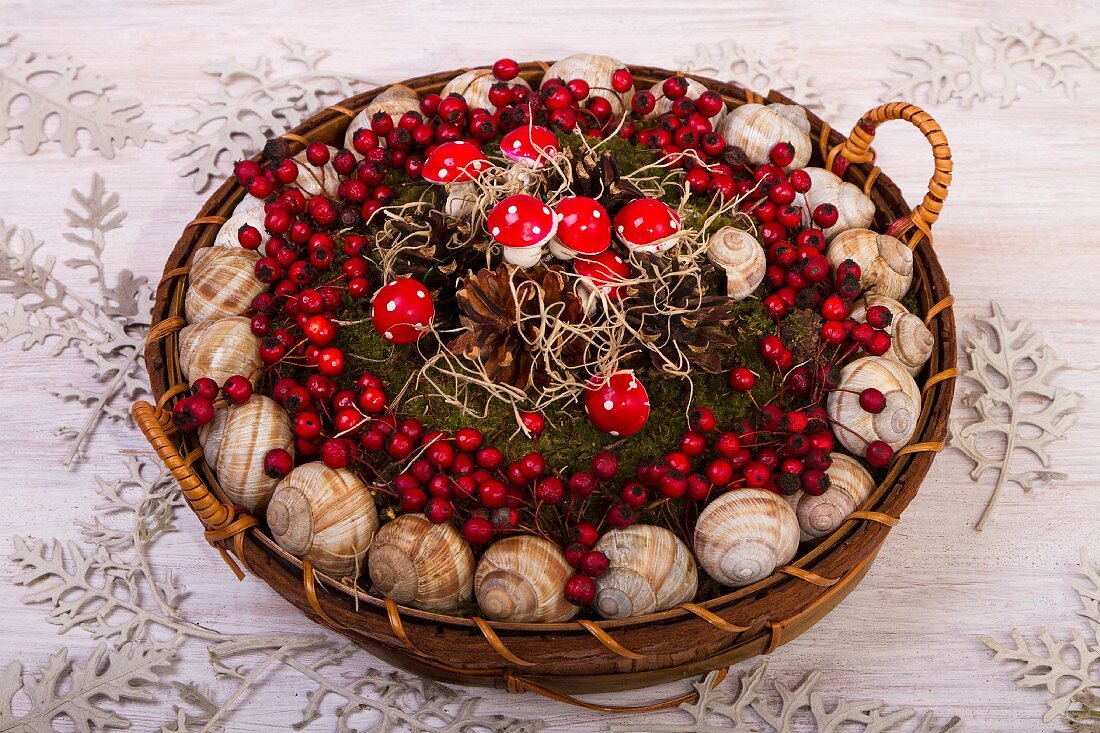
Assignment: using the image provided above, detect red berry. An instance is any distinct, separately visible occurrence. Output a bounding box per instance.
[606,501,636,528]
[769,141,795,168]
[706,458,734,486]
[690,406,717,433]
[821,295,849,321]
[580,550,609,578]
[519,411,545,438]
[475,446,503,470]
[729,367,757,392]
[305,141,330,166]
[399,487,428,513]
[563,573,596,605]
[713,432,741,458]
[572,521,599,547]
[568,471,596,498]
[662,76,688,100]
[744,461,771,487]
[425,498,454,524]
[462,517,494,545]
[386,433,415,460]
[859,387,886,414]
[478,479,508,508]
[535,476,565,505]
[620,481,648,509]
[812,203,839,228]
[321,438,351,469]
[222,375,253,405]
[866,305,893,328]
[680,431,707,457]
[867,331,893,356]
[263,448,294,478]
[610,68,633,93]
[192,377,219,401]
[821,320,847,345]
[590,451,619,482]
[865,440,894,468]
[492,58,519,81]
[789,168,812,192]
[293,412,322,440]
[454,427,484,453]
[316,347,345,377]
[852,322,876,346]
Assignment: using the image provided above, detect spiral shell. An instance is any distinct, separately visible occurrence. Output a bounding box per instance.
[543,54,631,117]
[474,536,577,622]
[185,246,264,324]
[198,404,229,468]
[440,69,532,114]
[343,84,422,150]
[715,103,811,170]
[178,316,262,387]
[368,514,474,612]
[266,462,377,577]
[827,356,921,455]
[707,227,766,300]
[293,144,340,197]
[693,489,800,587]
[827,229,913,300]
[850,294,933,374]
[592,525,697,619]
[207,396,294,512]
[643,78,726,124]
[801,168,875,241]
[214,205,269,252]
[795,454,875,540]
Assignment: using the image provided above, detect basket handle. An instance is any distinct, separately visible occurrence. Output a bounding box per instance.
[132,400,254,579]
[826,102,952,249]
[505,666,729,713]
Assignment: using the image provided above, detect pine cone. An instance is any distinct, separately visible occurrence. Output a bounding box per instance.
[448,264,587,389]
[621,254,736,374]
[565,147,645,216]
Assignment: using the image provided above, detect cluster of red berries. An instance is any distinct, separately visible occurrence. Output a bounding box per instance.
[171,375,253,430]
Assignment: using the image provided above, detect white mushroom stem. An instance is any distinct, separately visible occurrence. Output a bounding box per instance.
[547,238,577,261]
[502,244,543,268]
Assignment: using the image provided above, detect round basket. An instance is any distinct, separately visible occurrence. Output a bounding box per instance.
[134,62,956,711]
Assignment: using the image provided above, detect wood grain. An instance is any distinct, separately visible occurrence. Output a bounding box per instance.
[0,1,1098,730]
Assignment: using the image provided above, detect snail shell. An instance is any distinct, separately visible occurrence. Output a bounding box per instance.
[207,396,294,513]
[543,54,631,117]
[198,404,229,468]
[801,168,875,241]
[214,205,269,252]
[185,246,264,324]
[592,525,697,619]
[442,70,532,114]
[343,84,422,151]
[827,356,921,455]
[644,78,726,125]
[827,228,913,300]
[233,193,267,216]
[707,227,766,300]
[795,454,875,540]
[715,103,811,170]
[293,144,340,197]
[474,536,578,622]
[850,294,933,374]
[178,316,262,387]
[368,513,474,612]
[267,462,378,577]
[693,488,800,587]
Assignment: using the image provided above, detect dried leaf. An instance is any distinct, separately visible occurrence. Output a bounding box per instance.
[610,664,961,733]
[983,549,1100,724]
[0,34,162,157]
[950,302,1081,530]
[169,39,366,192]
[1068,691,1100,732]
[883,22,1100,108]
[0,643,174,732]
[677,39,841,118]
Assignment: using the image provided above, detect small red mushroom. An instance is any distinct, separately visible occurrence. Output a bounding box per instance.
[549,196,611,260]
[613,198,682,253]
[500,125,560,167]
[370,278,435,344]
[487,194,557,267]
[422,140,489,184]
[573,249,631,307]
[583,371,651,437]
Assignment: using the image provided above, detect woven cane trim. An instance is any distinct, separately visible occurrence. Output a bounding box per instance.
[677,602,750,633]
[472,618,537,667]
[777,566,840,587]
[848,510,900,527]
[921,368,958,397]
[576,619,645,660]
[896,441,944,457]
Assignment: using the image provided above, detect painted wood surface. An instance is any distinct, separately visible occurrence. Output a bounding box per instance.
[0,1,1097,730]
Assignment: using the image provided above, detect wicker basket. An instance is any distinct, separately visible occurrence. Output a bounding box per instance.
[133,62,956,711]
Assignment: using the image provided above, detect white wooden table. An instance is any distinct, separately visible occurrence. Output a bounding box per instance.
[1,2,1097,730]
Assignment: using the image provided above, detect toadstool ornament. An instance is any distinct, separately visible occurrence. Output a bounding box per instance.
[423,140,490,219]
[549,196,611,260]
[500,125,560,168]
[487,194,557,267]
[614,198,682,254]
[573,249,631,312]
[583,371,650,437]
[370,278,435,344]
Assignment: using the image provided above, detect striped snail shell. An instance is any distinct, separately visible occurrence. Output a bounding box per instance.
[693,488,800,587]
[178,316,262,387]
[474,536,578,623]
[827,356,921,456]
[368,513,474,612]
[233,193,267,216]
[185,246,264,324]
[543,54,631,117]
[707,227,766,300]
[198,404,229,468]
[214,205,269,252]
[293,144,341,197]
[827,228,913,300]
[644,77,726,125]
[715,103,811,170]
[592,525,697,619]
[267,462,378,577]
[442,69,531,114]
[343,84,422,152]
[206,396,294,513]
[795,454,876,540]
[850,294,934,374]
[801,168,875,241]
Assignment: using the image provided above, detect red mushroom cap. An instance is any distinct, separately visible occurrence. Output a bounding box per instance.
[500,125,560,167]
[583,371,651,437]
[613,198,682,252]
[487,195,557,249]
[573,249,630,298]
[370,278,435,344]
[422,140,489,184]
[554,196,611,256]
